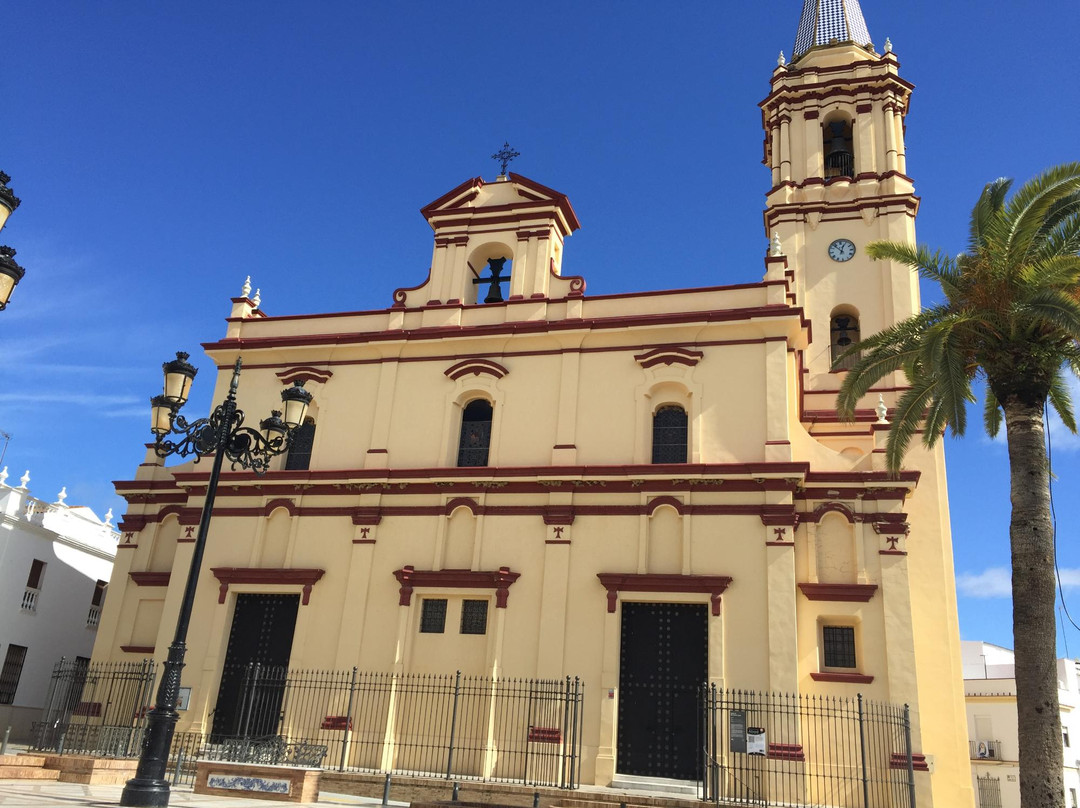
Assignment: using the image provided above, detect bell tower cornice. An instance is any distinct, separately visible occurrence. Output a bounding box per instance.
[394,173,582,309]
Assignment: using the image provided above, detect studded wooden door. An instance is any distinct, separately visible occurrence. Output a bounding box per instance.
[617,602,708,780]
[211,593,299,741]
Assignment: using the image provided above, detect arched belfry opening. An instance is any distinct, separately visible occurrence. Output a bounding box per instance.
[472,256,512,304]
[830,307,861,370]
[823,116,854,179]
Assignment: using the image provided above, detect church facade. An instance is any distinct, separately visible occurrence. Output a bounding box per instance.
[95,3,974,805]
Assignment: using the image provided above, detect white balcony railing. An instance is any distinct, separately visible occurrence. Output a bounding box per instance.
[86,604,101,628]
[21,587,39,612]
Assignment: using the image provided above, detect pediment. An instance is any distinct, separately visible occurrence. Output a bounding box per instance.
[420,172,580,234]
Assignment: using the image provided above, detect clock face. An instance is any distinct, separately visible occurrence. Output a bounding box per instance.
[828,239,856,262]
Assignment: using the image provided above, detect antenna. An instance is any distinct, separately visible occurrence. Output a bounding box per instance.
[0,431,10,468]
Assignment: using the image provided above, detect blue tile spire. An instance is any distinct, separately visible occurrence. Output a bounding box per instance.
[792,0,873,59]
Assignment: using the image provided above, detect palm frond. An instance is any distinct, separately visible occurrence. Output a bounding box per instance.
[1048,369,1078,433]
[1034,210,1080,262]
[969,178,1012,252]
[1017,290,1080,340]
[884,377,940,473]
[983,387,1003,437]
[865,242,961,297]
[1001,163,1080,266]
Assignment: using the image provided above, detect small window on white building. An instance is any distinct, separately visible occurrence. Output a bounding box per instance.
[26,559,45,590]
[1064,726,1071,748]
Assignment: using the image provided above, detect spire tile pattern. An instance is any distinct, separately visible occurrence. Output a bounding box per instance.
[793,0,872,58]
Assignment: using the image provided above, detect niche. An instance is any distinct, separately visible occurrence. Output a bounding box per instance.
[647,505,682,574]
[816,512,857,584]
[443,506,477,570]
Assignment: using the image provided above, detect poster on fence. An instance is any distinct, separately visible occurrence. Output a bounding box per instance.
[746,726,767,756]
[729,710,747,753]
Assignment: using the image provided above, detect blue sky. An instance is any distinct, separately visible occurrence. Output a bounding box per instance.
[4,1,1079,655]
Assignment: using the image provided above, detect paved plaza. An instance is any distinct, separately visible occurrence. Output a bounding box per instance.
[0,782,408,808]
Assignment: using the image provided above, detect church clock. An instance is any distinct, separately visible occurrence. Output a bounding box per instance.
[828,239,856,262]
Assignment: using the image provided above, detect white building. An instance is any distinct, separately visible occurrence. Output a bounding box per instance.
[963,640,1080,808]
[0,468,118,740]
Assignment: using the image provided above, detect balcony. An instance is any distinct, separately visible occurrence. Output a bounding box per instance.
[20,587,39,613]
[971,739,1003,760]
[86,604,101,628]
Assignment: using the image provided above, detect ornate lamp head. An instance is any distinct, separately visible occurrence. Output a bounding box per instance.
[0,247,25,310]
[162,352,198,406]
[280,381,313,429]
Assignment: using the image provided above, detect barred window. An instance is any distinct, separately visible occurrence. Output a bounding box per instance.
[652,405,688,463]
[420,599,447,633]
[0,645,28,704]
[457,400,492,467]
[822,626,857,668]
[460,600,489,635]
[285,418,317,471]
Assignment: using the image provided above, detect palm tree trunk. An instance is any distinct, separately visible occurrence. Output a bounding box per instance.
[1003,399,1063,808]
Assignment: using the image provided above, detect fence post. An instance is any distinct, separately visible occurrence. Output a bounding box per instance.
[340,666,358,772]
[239,662,260,738]
[904,703,917,808]
[445,670,461,779]
[382,772,392,805]
[857,694,870,808]
[1,725,9,755]
[570,677,582,789]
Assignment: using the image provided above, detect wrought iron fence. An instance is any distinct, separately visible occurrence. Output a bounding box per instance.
[30,658,156,758]
[30,658,583,790]
[700,686,917,808]
[218,665,583,788]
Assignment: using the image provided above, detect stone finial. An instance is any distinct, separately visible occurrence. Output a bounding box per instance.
[104,508,113,526]
[252,288,261,309]
[876,394,889,424]
[777,50,786,67]
[884,37,893,53]
[0,467,7,486]
[770,232,783,257]
[55,486,67,505]
[18,469,30,489]
[241,276,252,298]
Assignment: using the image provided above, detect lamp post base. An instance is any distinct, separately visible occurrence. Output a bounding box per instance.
[119,777,172,807]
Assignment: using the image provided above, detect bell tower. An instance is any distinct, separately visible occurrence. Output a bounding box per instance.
[761,0,919,397]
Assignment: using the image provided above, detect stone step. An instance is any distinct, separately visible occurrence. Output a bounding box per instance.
[58,771,132,785]
[0,754,47,767]
[0,765,61,780]
[607,774,700,797]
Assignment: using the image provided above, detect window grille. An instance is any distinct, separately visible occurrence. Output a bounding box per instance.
[822,625,857,668]
[652,405,688,463]
[460,600,488,635]
[420,599,447,633]
[458,400,492,467]
[0,645,28,704]
[976,774,1002,808]
[285,418,316,471]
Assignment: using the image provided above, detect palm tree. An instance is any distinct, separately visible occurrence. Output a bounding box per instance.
[837,163,1080,808]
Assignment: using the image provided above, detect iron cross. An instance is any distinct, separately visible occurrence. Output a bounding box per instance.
[491,141,520,175]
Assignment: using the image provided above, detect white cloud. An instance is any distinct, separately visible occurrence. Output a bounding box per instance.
[957,567,1012,598]
[957,566,1080,598]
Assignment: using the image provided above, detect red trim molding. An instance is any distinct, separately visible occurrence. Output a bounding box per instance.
[393,565,521,608]
[276,366,333,385]
[634,347,704,369]
[210,567,326,605]
[263,498,297,516]
[120,645,155,654]
[444,358,509,380]
[597,573,733,615]
[798,583,878,602]
[890,753,929,772]
[810,672,874,684]
[129,572,171,587]
[768,743,805,761]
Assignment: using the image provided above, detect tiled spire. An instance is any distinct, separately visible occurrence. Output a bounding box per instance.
[793,0,873,59]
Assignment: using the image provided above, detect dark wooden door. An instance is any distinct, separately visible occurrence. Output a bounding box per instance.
[617,602,708,779]
[211,593,299,740]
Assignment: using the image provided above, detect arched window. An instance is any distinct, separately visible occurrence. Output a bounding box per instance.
[652,405,688,464]
[823,118,854,179]
[830,313,861,370]
[285,417,316,471]
[457,400,493,467]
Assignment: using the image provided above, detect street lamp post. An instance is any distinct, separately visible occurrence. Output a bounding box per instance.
[120,353,312,808]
